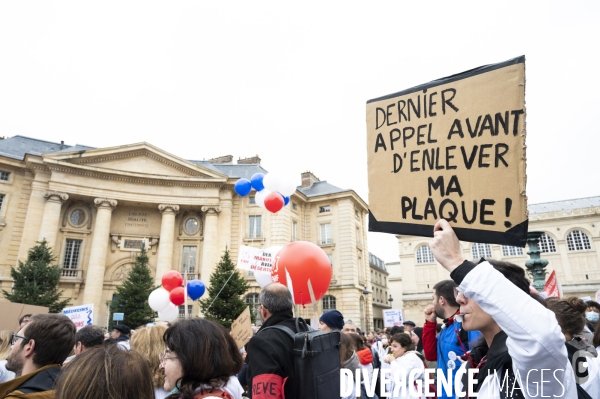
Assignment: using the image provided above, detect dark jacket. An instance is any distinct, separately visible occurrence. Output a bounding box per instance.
[246,309,299,399]
[0,364,61,399]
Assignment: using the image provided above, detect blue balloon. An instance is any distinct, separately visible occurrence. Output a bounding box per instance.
[187,280,206,301]
[250,173,265,191]
[283,195,290,206]
[234,179,252,196]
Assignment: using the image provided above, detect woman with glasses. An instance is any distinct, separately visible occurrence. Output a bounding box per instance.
[0,330,15,383]
[130,324,169,399]
[161,318,244,399]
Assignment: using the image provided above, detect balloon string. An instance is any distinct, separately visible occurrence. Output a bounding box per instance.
[205,269,237,312]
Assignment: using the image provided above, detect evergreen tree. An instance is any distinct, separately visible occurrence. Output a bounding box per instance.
[109,247,157,329]
[2,239,70,313]
[199,248,250,329]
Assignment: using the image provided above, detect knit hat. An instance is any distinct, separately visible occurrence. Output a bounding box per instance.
[319,310,344,330]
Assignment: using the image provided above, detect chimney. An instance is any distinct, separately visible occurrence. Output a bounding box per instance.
[237,155,261,165]
[301,171,320,188]
[208,155,233,164]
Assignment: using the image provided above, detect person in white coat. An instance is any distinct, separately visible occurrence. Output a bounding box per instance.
[430,219,577,399]
[383,333,425,399]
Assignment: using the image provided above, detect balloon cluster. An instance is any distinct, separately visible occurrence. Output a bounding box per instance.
[148,271,206,322]
[234,173,296,213]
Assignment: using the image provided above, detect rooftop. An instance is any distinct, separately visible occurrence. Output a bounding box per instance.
[529,196,600,214]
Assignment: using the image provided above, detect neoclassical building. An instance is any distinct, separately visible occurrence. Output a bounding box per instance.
[0,136,373,328]
[392,196,600,323]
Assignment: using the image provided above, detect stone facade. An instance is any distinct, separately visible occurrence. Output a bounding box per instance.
[0,136,372,329]
[392,197,600,324]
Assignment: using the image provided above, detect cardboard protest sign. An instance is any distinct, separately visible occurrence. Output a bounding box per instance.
[236,245,275,273]
[230,306,253,349]
[0,302,49,332]
[367,56,528,246]
[383,309,403,327]
[62,303,94,330]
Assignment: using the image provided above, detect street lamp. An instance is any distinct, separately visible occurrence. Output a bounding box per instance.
[388,294,394,308]
[362,286,370,332]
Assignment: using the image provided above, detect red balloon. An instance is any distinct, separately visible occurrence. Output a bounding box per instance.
[264,192,284,213]
[162,270,183,292]
[271,241,332,305]
[169,287,185,306]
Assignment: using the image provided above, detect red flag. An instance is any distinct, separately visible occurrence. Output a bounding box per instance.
[543,270,562,298]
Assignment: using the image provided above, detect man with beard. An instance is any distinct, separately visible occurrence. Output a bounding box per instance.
[0,313,76,398]
[422,279,480,399]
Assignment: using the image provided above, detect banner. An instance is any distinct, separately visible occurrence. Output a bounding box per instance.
[383,309,403,327]
[236,245,276,273]
[0,302,48,332]
[542,271,562,298]
[62,303,94,331]
[367,56,528,247]
[231,306,253,349]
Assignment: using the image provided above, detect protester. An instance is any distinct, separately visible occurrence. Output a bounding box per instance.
[318,310,344,332]
[546,297,600,398]
[246,283,300,399]
[54,345,154,399]
[422,278,480,399]
[384,333,425,399]
[343,321,358,334]
[402,321,416,333]
[162,318,243,399]
[340,333,359,399]
[74,325,104,355]
[350,334,378,399]
[0,331,15,383]
[110,325,131,350]
[130,324,169,399]
[0,313,76,399]
[17,316,30,332]
[430,219,577,398]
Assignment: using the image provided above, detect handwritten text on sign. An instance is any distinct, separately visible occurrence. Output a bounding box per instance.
[236,245,276,273]
[62,303,94,331]
[367,57,527,246]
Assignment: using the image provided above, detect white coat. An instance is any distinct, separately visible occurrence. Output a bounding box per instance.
[388,351,425,399]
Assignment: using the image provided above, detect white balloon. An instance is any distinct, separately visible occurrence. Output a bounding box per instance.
[158,303,179,322]
[254,270,274,289]
[278,178,298,197]
[255,189,271,209]
[148,288,171,312]
[262,173,282,192]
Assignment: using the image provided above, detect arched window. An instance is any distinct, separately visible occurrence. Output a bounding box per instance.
[501,245,524,257]
[472,243,492,259]
[416,245,435,264]
[322,295,336,311]
[567,230,592,251]
[539,233,557,253]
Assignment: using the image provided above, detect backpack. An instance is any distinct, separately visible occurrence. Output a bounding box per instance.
[260,318,341,398]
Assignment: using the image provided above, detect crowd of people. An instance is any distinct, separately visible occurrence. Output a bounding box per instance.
[0,220,599,398]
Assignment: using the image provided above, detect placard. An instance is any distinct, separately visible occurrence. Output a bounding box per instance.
[0,302,49,332]
[236,245,276,273]
[383,309,403,328]
[367,56,527,246]
[230,306,253,349]
[62,303,94,331]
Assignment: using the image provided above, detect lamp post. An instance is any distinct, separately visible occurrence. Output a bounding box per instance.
[525,231,549,291]
[363,286,370,333]
[388,294,394,308]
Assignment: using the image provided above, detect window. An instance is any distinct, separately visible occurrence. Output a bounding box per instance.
[356,227,362,246]
[319,205,330,213]
[327,254,333,266]
[355,209,359,218]
[292,221,297,241]
[540,233,557,253]
[0,194,4,211]
[416,245,435,264]
[472,243,492,259]
[0,171,10,181]
[292,202,298,211]
[249,215,262,238]
[182,246,197,273]
[320,223,332,245]
[63,239,82,268]
[245,293,260,320]
[184,218,200,235]
[178,305,193,320]
[501,245,524,257]
[69,209,86,227]
[322,295,336,310]
[249,196,256,205]
[567,230,592,251]
[358,256,363,280]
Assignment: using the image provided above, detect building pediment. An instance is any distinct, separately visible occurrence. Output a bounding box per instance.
[42,142,228,182]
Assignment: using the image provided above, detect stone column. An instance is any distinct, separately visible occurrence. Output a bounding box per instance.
[200,206,221,283]
[82,198,117,323]
[154,204,180,285]
[37,191,69,249]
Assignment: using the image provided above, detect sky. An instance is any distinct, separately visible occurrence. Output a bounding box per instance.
[1,2,599,263]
